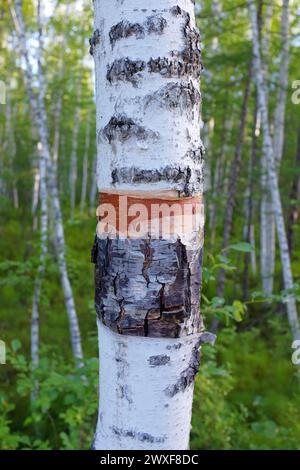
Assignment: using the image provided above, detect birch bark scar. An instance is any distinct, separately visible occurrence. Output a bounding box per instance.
[93,192,204,338]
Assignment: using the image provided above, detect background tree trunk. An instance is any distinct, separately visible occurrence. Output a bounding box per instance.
[80,113,91,214]
[287,123,300,254]
[248,0,300,342]
[9,0,84,364]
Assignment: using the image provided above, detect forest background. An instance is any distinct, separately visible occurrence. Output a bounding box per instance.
[1,0,300,450]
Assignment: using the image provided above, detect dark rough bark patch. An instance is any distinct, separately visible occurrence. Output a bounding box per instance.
[185,145,205,164]
[106,58,146,86]
[145,15,167,34]
[93,237,203,338]
[110,20,144,46]
[148,6,202,80]
[148,354,170,366]
[110,166,203,196]
[166,343,182,350]
[145,81,200,113]
[102,114,157,144]
[109,15,167,47]
[111,426,166,444]
[89,29,101,56]
[165,339,201,397]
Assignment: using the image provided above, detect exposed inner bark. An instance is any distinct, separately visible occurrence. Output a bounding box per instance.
[92,236,204,338]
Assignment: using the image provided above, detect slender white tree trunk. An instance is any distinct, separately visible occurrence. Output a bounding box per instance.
[69,82,81,220]
[4,93,19,209]
[10,0,83,363]
[80,114,91,214]
[273,0,289,169]
[209,117,231,243]
[92,0,212,449]
[31,166,40,232]
[89,153,97,212]
[248,0,300,341]
[260,0,290,295]
[31,142,48,374]
[260,0,274,294]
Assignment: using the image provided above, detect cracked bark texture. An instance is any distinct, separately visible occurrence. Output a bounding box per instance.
[92,0,207,450]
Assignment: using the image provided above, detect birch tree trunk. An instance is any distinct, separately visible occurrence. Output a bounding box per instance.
[80,114,91,214]
[215,63,252,299]
[248,0,300,342]
[69,82,81,220]
[31,166,40,232]
[208,115,231,246]
[265,0,290,289]
[287,123,300,254]
[31,142,48,385]
[243,99,259,300]
[91,0,213,450]
[260,0,290,295]
[89,152,97,212]
[9,0,83,364]
[4,93,19,209]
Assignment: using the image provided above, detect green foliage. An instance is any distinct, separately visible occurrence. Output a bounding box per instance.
[0,342,98,450]
[191,325,300,450]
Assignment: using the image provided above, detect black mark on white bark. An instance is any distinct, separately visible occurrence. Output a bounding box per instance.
[89,29,101,56]
[110,166,202,196]
[109,15,167,47]
[106,58,146,85]
[145,81,200,113]
[185,146,205,164]
[111,426,166,444]
[165,340,201,396]
[148,354,170,366]
[102,115,157,144]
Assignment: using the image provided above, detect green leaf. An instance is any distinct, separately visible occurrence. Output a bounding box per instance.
[11,339,21,352]
[228,242,254,253]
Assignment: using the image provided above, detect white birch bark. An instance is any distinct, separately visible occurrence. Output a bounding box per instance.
[80,114,91,214]
[31,166,40,232]
[248,0,300,341]
[52,1,71,177]
[9,0,83,363]
[31,142,48,374]
[209,117,231,243]
[89,152,97,212]
[94,321,212,450]
[260,0,274,294]
[92,0,210,449]
[263,0,290,291]
[69,82,81,220]
[4,93,19,209]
